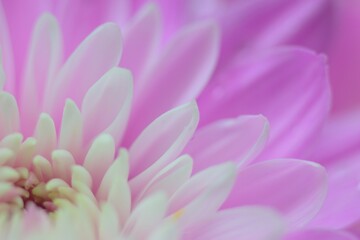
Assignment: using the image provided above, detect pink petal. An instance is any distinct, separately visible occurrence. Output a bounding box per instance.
[1,0,48,92]
[309,152,360,229]
[19,13,62,137]
[81,67,133,146]
[0,1,14,92]
[311,110,360,165]
[184,115,269,173]
[189,207,285,240]
[121,3,162,82]
[51,0,131,56]
[223,159,327,229]
[129,102,198,196]
[285,229,358,240]
[141,0,332,71]
[198,47,330,161]
[43,23,122,125]
[327,0,360,113]
[126,20,219,143]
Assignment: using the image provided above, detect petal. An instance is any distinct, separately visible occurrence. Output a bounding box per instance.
[0,1,14,92]
[184,115,269,173]
[190,207,285,240]
[311,110,360,165]
[81,67,133,146]
[223,159,327,229]
[51,0,131,56]
[198,47,330,161]
[127,20,219,143]
[97,149,131,225]
[121,3,162,82]
[129,102,199,195]
[168,162,236,228]
[124,193,168,240]
[149,220,179,240]
[327,0,360,113]
[44,23,122,125]
[309,152,360,229]
[34,113,56,159]
[0,92,19,138]
[135,154,193,204]
[19,13,62,137]
[83,134,115,191]
[59,100,83,161]
[285,229,358,240]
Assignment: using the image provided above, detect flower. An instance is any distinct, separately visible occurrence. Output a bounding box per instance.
[0,1,336,240]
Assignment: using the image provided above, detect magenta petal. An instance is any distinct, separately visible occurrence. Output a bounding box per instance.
[223,159,327,229]
[121,3,162,83]
[199,47,330,161]
[189,207,285,240]
[328,0,360,113]
[309,152,360,229]
[184,115,269,173]
[127,20,220,143]
[311,110,360,165]
[285,229,358,240]
[0,1,14,93]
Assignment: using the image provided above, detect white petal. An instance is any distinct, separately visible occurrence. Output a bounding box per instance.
[129,102,199,196]
[81,67,133,146]
[83,134,115,191]
[34,113,56,159]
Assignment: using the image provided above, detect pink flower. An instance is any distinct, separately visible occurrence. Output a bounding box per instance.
[0,1,340,239]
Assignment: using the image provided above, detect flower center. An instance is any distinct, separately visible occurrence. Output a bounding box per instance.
[1,167,75,214]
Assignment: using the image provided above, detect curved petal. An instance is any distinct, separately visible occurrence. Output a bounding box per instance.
[223,159,328,229]
[59,100,83,160]
[126,20,219,143]
[190,207,285,240]
[168,162,236,228]
[198,47,331,161]
[129,102,199,196]
[0,1,14,92]
[135,155,192,204]
[121,3,162,82]
[19,13,63,137]
[1,0,50,91]
[44,23,122,125]
[328,0,360,113]
[81,67,133,146]
[83,134,115,191]
[184,115,269,173]
[311,110,360,165]
[285,229,358,240]
[309,152,360,229]
[0,92,19,139]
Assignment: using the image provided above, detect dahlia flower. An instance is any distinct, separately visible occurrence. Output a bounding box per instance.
[0,1,340,239]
